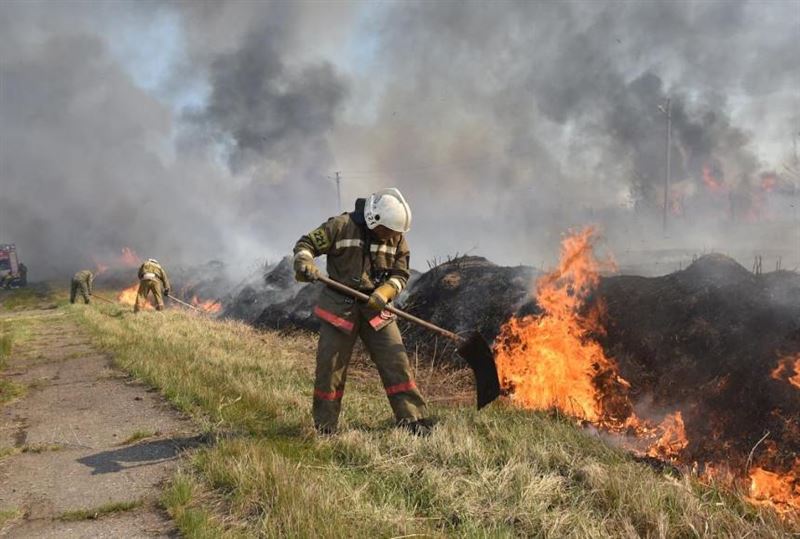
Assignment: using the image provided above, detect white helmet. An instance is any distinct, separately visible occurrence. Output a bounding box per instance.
[364,188,412,233]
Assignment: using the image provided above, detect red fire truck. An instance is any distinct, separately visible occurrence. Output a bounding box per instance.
[0,244,27,288]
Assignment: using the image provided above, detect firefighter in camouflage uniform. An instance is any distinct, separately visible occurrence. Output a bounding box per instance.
[293,188,434,436]
[70,270,94,304]
[134,258,171,312]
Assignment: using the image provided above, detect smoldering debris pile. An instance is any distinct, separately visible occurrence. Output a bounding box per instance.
[398,256,538,357]
[224,257,306,323]
[248,256,533,337]
[594,254,800,475]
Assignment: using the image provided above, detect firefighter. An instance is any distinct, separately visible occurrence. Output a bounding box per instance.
[70,270,94,304]
[293,188,434,436]
[134,258,171,312]
[17,263,27,287]
[0,273,13,289]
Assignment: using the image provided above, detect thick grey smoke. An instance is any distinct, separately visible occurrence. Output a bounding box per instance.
[349,0,799,269]
[0,0,796,281]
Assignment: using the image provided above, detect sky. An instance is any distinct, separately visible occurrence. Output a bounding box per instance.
[0,0,798,278]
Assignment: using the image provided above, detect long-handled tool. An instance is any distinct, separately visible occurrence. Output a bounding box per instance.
[90,293,117,304]
[166,294,201,312]
[318,275,500,409]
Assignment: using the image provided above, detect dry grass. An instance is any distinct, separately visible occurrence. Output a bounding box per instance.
[120,430,159,446]
[52,295,798,537]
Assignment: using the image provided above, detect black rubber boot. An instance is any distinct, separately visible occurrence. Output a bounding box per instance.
[397,417,438,437]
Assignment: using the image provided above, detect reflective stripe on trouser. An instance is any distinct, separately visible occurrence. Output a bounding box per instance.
[313,306,427,430]
[134,279,164,312]
[70,279,90,304]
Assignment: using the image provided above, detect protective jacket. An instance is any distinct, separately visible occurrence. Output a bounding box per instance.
[137,260,171,292]
[73,270,94,294]
[293,199,410,333]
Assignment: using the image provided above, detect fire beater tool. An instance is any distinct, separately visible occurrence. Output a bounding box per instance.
[167,294,201,312]
[318,275,500,409]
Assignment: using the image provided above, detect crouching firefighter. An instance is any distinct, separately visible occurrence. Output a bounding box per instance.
[293,188,435,436]
[70,270,94,304]
[134,258,171,312]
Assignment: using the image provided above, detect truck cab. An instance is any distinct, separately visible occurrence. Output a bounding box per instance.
[0,244,26,288]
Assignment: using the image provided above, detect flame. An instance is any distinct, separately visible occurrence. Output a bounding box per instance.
[497,227,800,515]
[646,412,689,460]
[702,164,727,194]
[191,296,222,314]
[120,247,140,267]
[771,355,800,389]
[117,282,152,310]
[495,227,626,423]
[496,229,687,461]
[761,172,778,192]
[748,467,800,513]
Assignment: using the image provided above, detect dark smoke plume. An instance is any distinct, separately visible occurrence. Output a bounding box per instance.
[0,0,796,279]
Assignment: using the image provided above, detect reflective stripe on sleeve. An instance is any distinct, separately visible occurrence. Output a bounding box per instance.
[335,239,364,249]
[370,244,397,255]
[294,249,314,261]
[388,277,404,292]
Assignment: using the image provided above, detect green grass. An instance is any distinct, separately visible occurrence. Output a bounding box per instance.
[0,508,23,529]
[162,474,233,538]
[58,499,144,521]
[0,284,52,311]
[69,298,795,538]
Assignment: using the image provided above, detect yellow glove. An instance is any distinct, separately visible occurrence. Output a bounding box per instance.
[294,255,321,282]
[367,283,398,311]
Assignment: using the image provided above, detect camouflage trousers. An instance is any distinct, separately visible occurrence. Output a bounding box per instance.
[313,308,428,431]
[70,279,90,304]
[135,279,164,312]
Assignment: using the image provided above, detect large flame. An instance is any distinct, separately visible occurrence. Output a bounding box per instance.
[495,227,626,423]
[495,228,688,458]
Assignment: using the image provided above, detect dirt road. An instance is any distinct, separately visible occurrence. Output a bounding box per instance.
[0,307,200,537]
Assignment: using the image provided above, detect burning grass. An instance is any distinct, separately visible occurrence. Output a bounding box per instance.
[495,227,800,517]
[64,292,793,537]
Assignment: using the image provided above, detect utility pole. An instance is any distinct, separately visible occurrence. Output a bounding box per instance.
[658,98,672,235]
[334,171,342,213]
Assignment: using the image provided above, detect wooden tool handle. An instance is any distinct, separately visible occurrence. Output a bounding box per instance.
[318,275,460,342]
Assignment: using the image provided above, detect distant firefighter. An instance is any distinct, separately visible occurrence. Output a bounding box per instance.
[70,270,94,304]
[135,258,171,312]
[18,263,27,286]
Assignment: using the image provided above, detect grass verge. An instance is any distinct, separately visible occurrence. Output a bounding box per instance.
[0,316,32,407]
[67,297,795,538]
[58,499,144,522]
